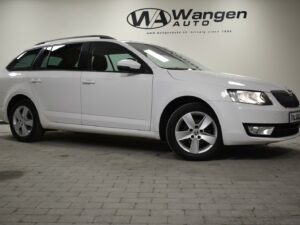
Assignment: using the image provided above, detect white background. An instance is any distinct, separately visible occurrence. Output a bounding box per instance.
[0,0,299,95]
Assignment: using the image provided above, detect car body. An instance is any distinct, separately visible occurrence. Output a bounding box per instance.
[0,35,299,160]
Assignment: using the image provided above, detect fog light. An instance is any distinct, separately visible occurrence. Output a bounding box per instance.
[248,126,274,136]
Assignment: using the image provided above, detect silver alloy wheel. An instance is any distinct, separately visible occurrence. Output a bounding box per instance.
[175,111,218,154]
[12,106,34,137]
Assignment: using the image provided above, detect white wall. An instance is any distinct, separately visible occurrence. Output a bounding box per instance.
[0,0,299,95]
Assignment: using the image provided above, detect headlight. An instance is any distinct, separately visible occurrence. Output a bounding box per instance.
[227,89,272,105]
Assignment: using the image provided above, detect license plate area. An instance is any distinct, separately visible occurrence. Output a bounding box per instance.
[290,111,300,123]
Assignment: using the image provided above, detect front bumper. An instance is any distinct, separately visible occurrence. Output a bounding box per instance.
[213,101,300,145]
[243,122,299,137]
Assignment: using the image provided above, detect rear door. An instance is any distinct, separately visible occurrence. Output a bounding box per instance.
[29,43,83,124]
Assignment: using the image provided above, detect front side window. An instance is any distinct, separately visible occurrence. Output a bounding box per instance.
[7,48,41,71]
[128,43,207,71]
[37,44,82,70]
[88,42,151,73]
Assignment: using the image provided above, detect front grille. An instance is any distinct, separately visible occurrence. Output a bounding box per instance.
[244,123,300,137]
[271,90,299,108]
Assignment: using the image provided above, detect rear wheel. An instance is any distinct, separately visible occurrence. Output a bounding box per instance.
[166,102,222,160]
[9,99,44,142]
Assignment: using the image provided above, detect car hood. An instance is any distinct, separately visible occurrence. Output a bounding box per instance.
[167,70,283,92]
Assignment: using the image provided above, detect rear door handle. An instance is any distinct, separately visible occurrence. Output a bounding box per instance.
[31,78,42,84]
[82,80,96,85]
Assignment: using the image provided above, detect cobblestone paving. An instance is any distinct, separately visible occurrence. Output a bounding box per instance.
[0,125,300,225]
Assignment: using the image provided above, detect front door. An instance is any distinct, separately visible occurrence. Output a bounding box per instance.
[81,42,153,130]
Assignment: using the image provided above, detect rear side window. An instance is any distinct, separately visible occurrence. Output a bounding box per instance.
[47,44,82,70]
[7,48,41,71]
[35,44,83,70]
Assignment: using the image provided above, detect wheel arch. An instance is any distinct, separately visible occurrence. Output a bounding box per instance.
[159,96,220,141]
[7,94,35,119]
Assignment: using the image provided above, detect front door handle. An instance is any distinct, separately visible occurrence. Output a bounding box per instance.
[82,80,96,85]
[31,78,42,84]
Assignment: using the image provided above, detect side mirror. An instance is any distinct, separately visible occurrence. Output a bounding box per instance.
[117,59,141,73]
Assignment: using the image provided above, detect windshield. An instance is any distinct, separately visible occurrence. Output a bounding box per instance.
[128,42,207,71]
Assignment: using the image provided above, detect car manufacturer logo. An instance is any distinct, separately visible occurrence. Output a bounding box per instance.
[127,8,172,29]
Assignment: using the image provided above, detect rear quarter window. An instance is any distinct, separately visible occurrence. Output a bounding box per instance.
[7,48,41,71]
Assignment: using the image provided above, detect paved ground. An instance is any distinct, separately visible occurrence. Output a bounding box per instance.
[0,124,300,225]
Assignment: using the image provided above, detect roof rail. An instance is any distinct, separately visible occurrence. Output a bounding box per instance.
[35,35,115,45]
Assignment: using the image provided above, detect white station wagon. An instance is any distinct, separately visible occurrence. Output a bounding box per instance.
[0,35,299,160]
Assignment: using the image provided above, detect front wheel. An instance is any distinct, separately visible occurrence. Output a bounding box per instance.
[9,99,44,142]
[166,103,222,160]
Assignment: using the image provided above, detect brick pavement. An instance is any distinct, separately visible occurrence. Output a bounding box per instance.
[0,125,299,225]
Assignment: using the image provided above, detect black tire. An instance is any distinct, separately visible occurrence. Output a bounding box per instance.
[8,99,44,142]
[166,102,222,160]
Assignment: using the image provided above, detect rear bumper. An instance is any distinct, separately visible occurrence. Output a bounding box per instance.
[213,101,300,145]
